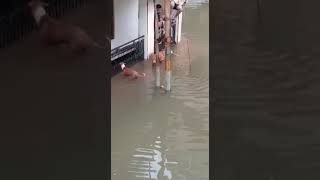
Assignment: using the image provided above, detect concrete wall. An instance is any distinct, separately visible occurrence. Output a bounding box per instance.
[112,0,154,60]
[111,0,139,49]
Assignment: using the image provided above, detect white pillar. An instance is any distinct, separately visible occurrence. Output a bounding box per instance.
[164,0,171,91]
[139,0,148,59]
[147,0,155,60]
[176,0,183,43]
[176,10,183,43]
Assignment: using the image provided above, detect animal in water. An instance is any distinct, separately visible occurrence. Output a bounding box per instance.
[120,63,146,79]
[151,50,166,64]
[28,0,106,53]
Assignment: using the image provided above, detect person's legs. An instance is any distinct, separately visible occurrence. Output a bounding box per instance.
[171,23,176,44]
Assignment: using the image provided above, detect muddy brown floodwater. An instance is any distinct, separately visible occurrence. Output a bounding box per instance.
[111,1,209,180]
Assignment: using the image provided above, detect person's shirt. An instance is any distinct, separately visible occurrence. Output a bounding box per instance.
[170,1,184,20]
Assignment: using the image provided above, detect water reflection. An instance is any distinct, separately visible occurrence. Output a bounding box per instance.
[128,136,178,179]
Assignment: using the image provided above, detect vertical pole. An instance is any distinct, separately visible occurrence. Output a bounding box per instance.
[177,0,184,43]
[154,1,161,87]
[164,0,171,91]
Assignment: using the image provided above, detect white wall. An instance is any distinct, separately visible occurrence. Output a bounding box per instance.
[138,0,147,37]
[111,0,139,49]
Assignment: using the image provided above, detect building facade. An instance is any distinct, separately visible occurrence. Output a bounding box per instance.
[111,0,184,66]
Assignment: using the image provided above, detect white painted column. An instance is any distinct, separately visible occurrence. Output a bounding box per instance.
[176,10,183,43]
[147,0,155,60]
[138,0,155,60]
[139,0,148,59]
[176,0,183,43]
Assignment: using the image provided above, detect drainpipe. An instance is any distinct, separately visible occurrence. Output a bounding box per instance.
[164,0,171,91]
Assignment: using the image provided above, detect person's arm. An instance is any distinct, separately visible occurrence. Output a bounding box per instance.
[170,0,187,20]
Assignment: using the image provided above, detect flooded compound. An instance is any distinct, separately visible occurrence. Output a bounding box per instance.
[111,1,209,180]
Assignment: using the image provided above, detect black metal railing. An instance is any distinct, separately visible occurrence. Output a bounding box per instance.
[0,0,88,50]
[111,36,145,76]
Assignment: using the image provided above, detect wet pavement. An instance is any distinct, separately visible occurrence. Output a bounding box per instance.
[111,1,209,180]
[214,0,320,179]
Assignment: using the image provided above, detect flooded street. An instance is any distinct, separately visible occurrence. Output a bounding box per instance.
[111,1,209,180]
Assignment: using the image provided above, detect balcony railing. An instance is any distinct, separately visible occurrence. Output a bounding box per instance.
[0,0,88,50]
[111,36,144,76]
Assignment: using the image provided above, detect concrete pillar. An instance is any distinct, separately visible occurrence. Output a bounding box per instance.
[138,0,155,60]
[147,0,155,59]
[176,0,183,43]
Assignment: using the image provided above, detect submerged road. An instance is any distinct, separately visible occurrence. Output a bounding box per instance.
[214,0,320,179]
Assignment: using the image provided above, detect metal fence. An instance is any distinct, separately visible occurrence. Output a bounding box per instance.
[0,0,88,50]
[111,36,145,76]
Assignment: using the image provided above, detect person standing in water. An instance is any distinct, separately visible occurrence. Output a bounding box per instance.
[170,0,187,44]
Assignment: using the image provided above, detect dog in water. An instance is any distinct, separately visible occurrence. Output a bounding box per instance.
[28,0,105,53]
[120,63,146,79]
[151,50,166,64]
